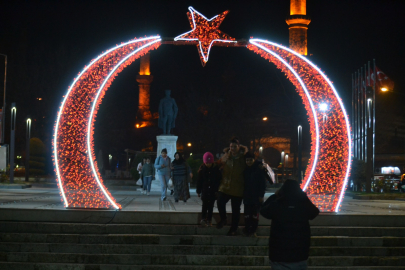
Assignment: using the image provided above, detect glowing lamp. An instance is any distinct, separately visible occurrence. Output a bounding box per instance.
[319,103,328,112]
[381,87,388,92]
[187,143,192,147]
[263,117,268,121]
[136,124,140,128]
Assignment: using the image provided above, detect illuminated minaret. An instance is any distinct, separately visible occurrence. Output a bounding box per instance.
[136,53,153,127]
[286,0,311,55]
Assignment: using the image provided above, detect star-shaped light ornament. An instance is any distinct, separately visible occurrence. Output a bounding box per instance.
[174,6,236,66]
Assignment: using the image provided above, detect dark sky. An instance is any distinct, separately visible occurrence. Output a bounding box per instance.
[0,0,404,161]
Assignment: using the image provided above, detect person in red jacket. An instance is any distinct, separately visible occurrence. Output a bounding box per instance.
[260,179,319,270]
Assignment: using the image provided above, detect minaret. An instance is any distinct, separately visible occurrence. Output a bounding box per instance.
[286,0,311,55]
[136,53,153,127]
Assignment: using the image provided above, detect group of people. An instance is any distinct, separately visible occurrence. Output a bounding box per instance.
[155,149,192,202]
[137,149,192,202]
[196,137,270,237]
[143,137,320,269]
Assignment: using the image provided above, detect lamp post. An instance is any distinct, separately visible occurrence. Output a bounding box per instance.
[9,103,16,184]
[0,54,7,144]
[252,116,268,156]
[281,150,285,182]
[285,154,289,178]
[25,117,31,182]
[380,87,405,176]
[298,125,303,183]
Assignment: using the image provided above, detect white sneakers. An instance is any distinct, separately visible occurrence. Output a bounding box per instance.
[140,190,150,195]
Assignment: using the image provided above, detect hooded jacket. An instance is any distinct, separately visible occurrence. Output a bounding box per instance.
[243,160,267,205]
[260,180,319,263]
[196,163,221,200]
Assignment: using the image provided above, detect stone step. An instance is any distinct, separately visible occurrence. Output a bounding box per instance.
[1,253,405,266]
[1,222,405,237]
[0,253,269,266]
[2,208,405,226]
[0,263,405,270]
[1,243,404,256]
[1,233,405,247]
[2,264,405,270]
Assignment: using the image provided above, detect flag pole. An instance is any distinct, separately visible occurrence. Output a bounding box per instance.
[361,67,364,161]
[352,73,355,158]
[365,61,374,193]
[373,59,376,176]
[357,70,361,160]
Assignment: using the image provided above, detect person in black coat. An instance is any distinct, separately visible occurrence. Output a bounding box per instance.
[196,152,222,226]
[260,179,319,270]
[243,152,267,236]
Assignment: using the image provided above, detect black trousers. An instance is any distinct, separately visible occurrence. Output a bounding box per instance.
[244,204,260,234]
[217,192,243,231]
[201,198,216,221]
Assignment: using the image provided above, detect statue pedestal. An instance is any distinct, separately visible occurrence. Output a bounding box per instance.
[156,135,178,160]
[151,135,178,191]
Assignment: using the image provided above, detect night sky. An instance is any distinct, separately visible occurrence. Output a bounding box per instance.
[0,0,404,169]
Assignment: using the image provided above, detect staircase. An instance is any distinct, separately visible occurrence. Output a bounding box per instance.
[0,214,405,269]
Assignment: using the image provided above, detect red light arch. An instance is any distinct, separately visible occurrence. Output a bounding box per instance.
[53,36,351,212]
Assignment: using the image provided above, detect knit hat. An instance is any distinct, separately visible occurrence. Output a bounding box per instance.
[203,152,214,164]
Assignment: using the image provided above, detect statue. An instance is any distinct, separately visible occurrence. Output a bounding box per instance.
[158,89,178,135]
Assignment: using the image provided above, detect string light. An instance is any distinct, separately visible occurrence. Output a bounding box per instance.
[54,36,161,209]
[174,6,236,66]
[248,39,351,212]
[53,19,351,212]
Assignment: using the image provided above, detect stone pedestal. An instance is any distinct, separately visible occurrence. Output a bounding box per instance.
[156,135,178,161]
[151,135,178,191]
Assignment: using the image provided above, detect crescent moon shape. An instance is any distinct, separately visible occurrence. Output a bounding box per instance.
[53,35,351,212]
[54,36,161,209]
[249,39,351,212]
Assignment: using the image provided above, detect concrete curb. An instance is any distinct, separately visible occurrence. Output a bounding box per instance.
[1,208,405,226]
[0,184,31,189]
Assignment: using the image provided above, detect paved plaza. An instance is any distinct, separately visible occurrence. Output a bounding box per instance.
[1,184,405,215]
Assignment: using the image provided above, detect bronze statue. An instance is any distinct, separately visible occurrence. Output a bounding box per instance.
[158,89,178,135]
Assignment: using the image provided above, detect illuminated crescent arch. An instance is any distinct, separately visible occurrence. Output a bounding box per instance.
[54,36,161,209]
[248,39,351,212]
[54,36,351,212]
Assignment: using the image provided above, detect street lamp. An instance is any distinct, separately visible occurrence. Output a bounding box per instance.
[25,117,31,182]
[379,88,405,173]
[319,103,328,112]
[281,150,285,182]
[285,154,289,178]
[9,103,16,183]
[262,117,268,121]
[380,89,405,97]
[319,102,328,122]
[0,54,7,144]
[187,143,192,147]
